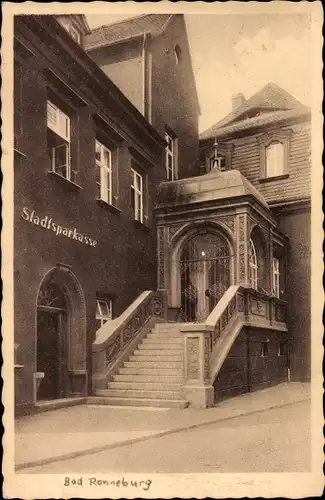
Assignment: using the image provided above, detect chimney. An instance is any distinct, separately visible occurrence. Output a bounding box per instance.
[232,93,245,111]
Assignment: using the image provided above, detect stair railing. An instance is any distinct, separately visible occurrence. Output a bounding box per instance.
[92,290,167,390]
[180,285,242,409]
[180,285,287,408]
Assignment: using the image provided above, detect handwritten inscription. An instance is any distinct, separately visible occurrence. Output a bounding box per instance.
[64,476,152,491]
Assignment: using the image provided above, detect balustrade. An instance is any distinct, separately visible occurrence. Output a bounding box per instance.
[180,285,287,408]
[92,290,167,387]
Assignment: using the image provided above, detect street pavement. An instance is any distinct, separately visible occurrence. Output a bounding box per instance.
[21,400,311,473]
[15,382,311,473]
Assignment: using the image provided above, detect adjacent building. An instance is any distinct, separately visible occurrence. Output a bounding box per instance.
[199,83,311,383]
[84,14,200,181]
[13,14,169,413]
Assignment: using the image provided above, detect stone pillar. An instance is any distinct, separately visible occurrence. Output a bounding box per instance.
[236,211,250,287]
[180,324,214,408]
[157,225,168,291]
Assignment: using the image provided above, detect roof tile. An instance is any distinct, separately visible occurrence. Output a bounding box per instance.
[85,14,173,50]
[200,83,310,141]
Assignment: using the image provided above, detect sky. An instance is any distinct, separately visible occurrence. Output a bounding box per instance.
[86,12,312,133]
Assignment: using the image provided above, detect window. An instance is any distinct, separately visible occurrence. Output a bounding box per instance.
[131,168,144,223]
[174,45,182,65]
[210,155,226,172]
[265,141,284,178]
[96,298,112,330]
[261,341,269,357]
[165,131,177,180]
[278,341,287,357]
[47,100,71,181]
[249,239,258,290]
[258,130,291,181]
[272,258,280,298]
[95,140,112,204]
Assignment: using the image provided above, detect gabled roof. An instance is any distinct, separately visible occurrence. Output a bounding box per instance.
[85,13,174,51]
[200,82,310,141]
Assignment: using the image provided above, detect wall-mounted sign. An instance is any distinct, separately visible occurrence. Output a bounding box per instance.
[21,207,97,247]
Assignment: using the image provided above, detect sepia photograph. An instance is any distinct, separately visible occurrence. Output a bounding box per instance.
[2,1,323,498]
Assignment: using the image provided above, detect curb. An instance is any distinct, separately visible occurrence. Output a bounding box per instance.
[15,397,310,472]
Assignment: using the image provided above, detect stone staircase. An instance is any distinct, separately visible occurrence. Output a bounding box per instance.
[93,323,189,408]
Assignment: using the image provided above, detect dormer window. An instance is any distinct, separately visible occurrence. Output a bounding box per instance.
[174,45,182,65]
[55,16,83,45]
[210,155,226,172]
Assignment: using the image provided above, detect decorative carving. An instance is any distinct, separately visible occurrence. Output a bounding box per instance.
[249,214,268,236]
[237,293,245,312]
[106,335,122,365]
[239,244,246,281]
[218,216,235,233]
[238,215,245,241]
[122,323,133,346]
[275,304,286,322]
[212,322,220,346]
[152,297,164,317]
[37,280,66,309]
[169,223,188,240]
[229,296,237,316]
[186,337,200,380]
[157,227,165,289]
[204,336,210,379]
[221,311,228,331]
[144,302,152,323]
[250,298,266,316]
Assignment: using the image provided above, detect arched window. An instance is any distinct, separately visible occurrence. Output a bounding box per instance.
[174,45,182,65]
[249,238,258,289]
[265,141,284,178]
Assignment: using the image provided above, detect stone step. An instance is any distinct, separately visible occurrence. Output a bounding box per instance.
[134,349,183,357]
[155,322,181,328]
[113,374,183,383]
[142,337,183,345]
[119,367,183,376]
[88,396,188,409]
[130,354,183,362]
[138,343,183,351]
[145,333,183,341]
[96,388,184,400]
[108,381,183,390]
[133,348,183,356]
[124,360,183,369]
[154,327,181,334]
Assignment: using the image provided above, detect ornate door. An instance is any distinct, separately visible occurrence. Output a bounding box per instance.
[179,232,231,322]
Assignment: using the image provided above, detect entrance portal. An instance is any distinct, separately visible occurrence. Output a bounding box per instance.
[36,280,68,401]
[180,232,232,322]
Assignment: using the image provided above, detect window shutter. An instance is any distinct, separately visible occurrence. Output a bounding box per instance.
[47,101,70,142]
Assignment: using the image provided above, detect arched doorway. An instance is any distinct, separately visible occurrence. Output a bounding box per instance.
[35,265,87,401]
[36,279,68,401]
[179,232,232,322]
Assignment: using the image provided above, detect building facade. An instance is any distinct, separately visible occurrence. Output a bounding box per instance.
[14,14,166,414]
